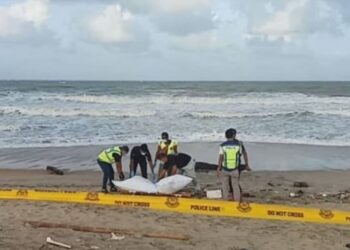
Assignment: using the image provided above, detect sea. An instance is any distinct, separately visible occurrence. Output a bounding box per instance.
[0,81,349,148]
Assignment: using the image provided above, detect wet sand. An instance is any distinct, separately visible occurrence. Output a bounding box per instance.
[0,141,349,171]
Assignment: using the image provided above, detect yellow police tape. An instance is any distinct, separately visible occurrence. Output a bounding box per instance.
[0,188,349,225]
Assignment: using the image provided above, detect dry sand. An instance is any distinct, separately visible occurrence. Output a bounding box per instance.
[1,169,350,249]
[0,142,349,249]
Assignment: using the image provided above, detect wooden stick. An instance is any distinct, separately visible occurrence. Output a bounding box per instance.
[25,221,190,241]
[46,237,71,249]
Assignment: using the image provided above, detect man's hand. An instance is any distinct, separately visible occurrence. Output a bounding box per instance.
[119,172,125,180]
[216,169,221,178]
[245,165,252,171]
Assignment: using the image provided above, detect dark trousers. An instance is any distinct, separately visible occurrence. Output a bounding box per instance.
[97,160,115,189]
[133,158,147,178]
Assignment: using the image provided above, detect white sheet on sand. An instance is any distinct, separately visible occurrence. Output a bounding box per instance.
[112,175,192,194]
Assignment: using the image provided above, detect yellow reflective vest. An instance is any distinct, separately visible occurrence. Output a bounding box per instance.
[221,141,241,170]
[158,140,177,155]
[98,146,121,164]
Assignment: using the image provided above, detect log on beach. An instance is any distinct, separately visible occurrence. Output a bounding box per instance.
[25,221,190,241]
[46,166,64,175]
[195,162,217,172]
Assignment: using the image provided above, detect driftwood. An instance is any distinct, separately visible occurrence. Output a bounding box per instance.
[293,181,309,188]
[46,166,64,175]
[25,221,190,241]
[195,162,217,172]
[195,162,248,172]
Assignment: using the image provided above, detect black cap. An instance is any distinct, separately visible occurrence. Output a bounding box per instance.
[140,144,148,152]
[225,128,236,139]
[161,132,169,140]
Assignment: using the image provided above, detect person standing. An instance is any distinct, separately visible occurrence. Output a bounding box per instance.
[158,152,201,191]
[129,144,153,179]
[217,128,251,201]
[97,145,129,193]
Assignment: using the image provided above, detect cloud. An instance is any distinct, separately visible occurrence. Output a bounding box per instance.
[171,31,221,51]
[152,10,215,36]
[115,0,216,36]
[245,0,342,42]
[86,4,135,44]
[117,0,213,14]
[0,0,49,37]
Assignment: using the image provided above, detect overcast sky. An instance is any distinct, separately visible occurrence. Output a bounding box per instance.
[0,0,350,81]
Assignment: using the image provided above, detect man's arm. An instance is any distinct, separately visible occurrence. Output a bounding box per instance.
[217,154,223,177]
[158,168,166,180]
[173,141,178,155]
[217,145,224,177]
[241,144,251,171]
[116,162,125,180]
[170,165,177,175]
[113,153,125,180]
[146,151,153,170]
[154,145,161,164]
[173,145,178,154]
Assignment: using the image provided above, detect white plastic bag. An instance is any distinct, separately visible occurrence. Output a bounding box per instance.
[112,176,157,194]
[156,175,192,194]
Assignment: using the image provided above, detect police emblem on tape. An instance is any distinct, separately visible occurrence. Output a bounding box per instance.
[165,197,180,208]
[85,192,99,201]
[237,202,252,213]
[319,209,334,220]
[16,189,28,197]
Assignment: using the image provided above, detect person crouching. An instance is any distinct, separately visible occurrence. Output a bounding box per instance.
[97,145,129,193]
[158,152,201,191]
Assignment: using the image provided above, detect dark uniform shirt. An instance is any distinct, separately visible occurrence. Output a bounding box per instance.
[163,153,191,170]
[130,146,151,162]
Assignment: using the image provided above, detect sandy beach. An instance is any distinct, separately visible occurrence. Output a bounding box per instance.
[1,169,350,249]
[1,141,350,249]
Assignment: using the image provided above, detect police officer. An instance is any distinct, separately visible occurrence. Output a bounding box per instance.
[129,144,153,179]
[97,145,129,193]
[217,128,250,201]
[154,132,178,162]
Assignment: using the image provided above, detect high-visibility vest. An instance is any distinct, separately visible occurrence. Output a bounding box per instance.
[97,146,121,164]
[222,145,241,170]
[158,140,177,155]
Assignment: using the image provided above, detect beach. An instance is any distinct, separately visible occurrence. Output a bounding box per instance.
[1,142,350,249]
[1,81,350,249]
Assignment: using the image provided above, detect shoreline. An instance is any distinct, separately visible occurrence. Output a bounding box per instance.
[0,141,349,171]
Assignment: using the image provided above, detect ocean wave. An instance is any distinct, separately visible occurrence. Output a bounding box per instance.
[0,106,156,118]
[39,92,350,105]
[1,132,350,148]
[186,110,350,119]
[0,124,20,132]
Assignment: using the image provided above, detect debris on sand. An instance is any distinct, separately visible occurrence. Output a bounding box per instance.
[293,182,309,188]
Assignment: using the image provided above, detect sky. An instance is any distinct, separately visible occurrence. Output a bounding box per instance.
[0,0,350,81]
